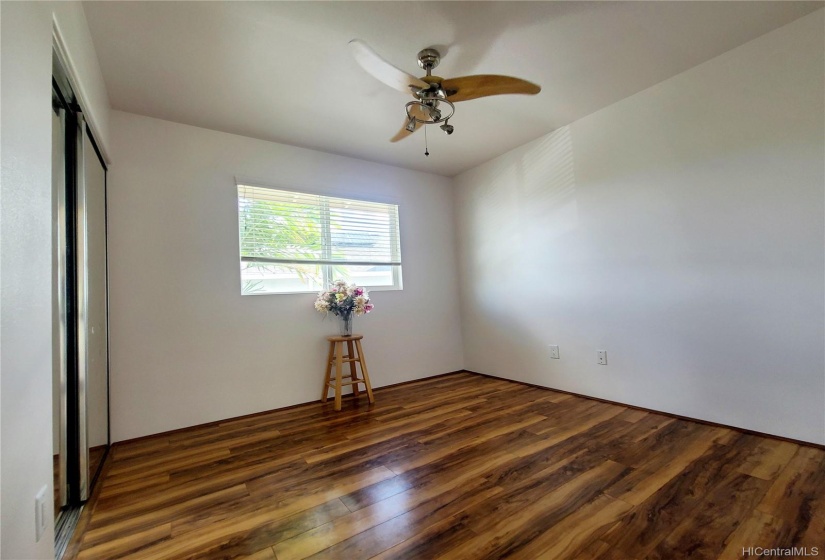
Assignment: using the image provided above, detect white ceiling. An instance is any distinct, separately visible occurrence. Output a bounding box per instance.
[83,1,822,177]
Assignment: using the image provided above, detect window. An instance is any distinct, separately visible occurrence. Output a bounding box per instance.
[237,184,402,295]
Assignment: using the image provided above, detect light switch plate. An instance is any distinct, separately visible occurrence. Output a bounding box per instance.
[35,485,47,542]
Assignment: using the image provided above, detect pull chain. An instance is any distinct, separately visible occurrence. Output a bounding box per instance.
[424,126,429,157]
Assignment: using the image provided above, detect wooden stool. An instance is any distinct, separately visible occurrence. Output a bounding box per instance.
[322,334,375,411]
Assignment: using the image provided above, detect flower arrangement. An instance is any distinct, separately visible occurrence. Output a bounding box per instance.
[314,280,374,318]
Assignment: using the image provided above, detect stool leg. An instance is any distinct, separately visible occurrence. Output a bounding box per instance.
[354,339,375,404]
[347,340,360,397]
[334,341,344,411]
[321,341,334,402]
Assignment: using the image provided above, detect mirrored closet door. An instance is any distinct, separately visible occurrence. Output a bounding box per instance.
[78,119,110,499]
[52,48,110,544]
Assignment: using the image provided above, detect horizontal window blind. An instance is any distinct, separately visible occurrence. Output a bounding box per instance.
[238,184,401,267]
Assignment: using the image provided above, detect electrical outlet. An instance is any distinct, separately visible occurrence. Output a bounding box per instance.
[35,485,47,542]
[548,345,559,359]
[597,350,607,365]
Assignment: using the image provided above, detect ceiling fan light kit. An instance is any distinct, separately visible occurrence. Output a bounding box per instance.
[404,99,454,126]
[349,39,541,155]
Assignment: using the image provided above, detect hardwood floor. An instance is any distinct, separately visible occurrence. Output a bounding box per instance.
[66,372,824,560]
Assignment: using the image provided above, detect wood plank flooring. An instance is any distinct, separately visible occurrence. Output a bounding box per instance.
[66,372,825,560]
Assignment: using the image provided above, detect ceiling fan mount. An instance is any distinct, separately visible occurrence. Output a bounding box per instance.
[416,48,441,74]
[349,39,541,147]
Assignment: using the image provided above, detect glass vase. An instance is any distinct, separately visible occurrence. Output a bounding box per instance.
[338,312,353,336]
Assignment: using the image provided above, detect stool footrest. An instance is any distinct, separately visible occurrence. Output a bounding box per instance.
[327,379,365,388]
[327,373,359,381]
[330,357,359,364]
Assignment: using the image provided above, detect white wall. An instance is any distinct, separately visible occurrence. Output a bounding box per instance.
[1,3,56,557]
[1,3,109,557]
[107,111,464,442]
[455,10,825,445]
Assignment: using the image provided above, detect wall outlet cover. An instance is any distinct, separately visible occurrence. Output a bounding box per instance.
[597,350,607,365]
[549,345,560,359]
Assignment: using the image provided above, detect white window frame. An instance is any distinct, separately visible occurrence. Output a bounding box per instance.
[236,180,403,295]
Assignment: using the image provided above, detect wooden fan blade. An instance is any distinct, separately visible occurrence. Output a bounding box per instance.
[349,39,428,93]
[442,75,541,102]
[390,104,428,142]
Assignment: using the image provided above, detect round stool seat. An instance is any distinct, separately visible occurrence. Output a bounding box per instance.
[325,334,364,342]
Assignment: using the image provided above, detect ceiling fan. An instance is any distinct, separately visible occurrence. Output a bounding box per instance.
[349,40,541,146]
